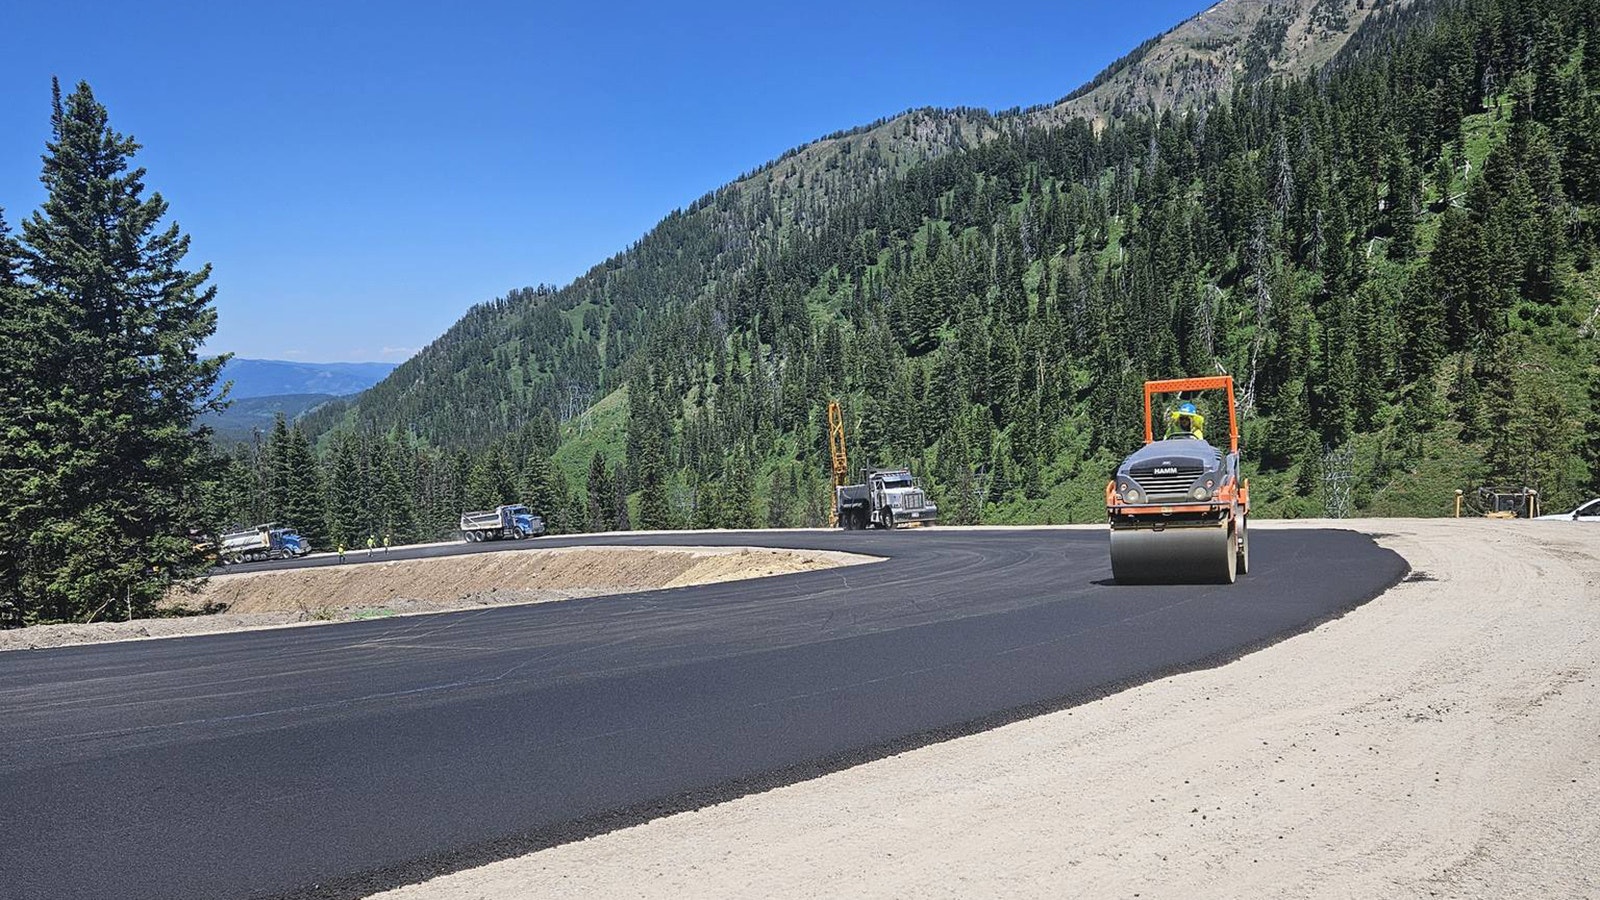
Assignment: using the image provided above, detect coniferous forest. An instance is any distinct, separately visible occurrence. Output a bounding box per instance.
[294,0,1600,533]
[3,0,1599,626]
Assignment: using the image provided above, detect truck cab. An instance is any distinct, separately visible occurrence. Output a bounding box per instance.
[837,468,938,529]
[505,505,545,537]
[269,528,309,557]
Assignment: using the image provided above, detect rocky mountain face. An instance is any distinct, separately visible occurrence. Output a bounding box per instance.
[1047,0,1406,126]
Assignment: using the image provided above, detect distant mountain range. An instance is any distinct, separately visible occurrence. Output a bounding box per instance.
[203,359,398,442]
[201,394,341,443]
[218,359,398,400]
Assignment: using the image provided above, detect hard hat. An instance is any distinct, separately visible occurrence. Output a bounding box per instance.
[1178,401,1198,415]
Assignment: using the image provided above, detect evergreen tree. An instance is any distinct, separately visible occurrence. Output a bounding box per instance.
[467,448,517,509]
[7,81,224,622]
[586,452,612,532]
[264,414,295,523]
[287,427,329,545]
[635,431,673,530]
[766,466,791,528]
[690,478,721,529]
[544,467,579,535]
[520,454,559,521]
[1582,361,1600,494]
[0,208,29,623]
[325,433,366,547]
[375,441,417,544]
[611,462,631,531]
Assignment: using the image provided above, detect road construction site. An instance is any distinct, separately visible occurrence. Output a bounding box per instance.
[2,520,1595,899]
[0,544,872,652]
[372,519,1595,900]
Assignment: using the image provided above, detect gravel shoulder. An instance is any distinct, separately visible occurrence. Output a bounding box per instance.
[0,545,876,652]
[369,519,1600,900]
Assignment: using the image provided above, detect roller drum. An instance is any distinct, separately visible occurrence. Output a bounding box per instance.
[1109,519,1237,585]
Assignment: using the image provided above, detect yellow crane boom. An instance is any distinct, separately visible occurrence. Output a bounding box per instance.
[827,401,849,526]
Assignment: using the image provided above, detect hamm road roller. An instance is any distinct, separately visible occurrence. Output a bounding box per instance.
[1106,376,1250,584]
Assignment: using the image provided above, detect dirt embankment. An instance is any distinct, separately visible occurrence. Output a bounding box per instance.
[369,519,1600,900]
[0,545,875,652]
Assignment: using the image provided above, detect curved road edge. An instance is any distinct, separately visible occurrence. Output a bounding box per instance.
[277,524,1409,900]
[365,518,1600,900]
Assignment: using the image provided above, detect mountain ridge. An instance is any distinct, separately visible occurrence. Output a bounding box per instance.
[309,0,1401,450]
[220,358,397,400]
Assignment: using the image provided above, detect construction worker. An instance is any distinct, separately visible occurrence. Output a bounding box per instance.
[337,543,346,563]
[383,534,391,554]
[366,534,377,557]
[1166,401,1206,441]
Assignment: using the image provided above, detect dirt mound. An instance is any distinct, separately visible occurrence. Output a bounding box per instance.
[1,545,875,652]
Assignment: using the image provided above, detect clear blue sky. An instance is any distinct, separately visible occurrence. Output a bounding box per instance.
[1,0,1209,363]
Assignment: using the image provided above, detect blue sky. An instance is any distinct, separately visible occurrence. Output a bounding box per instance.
[1,0,1210,362]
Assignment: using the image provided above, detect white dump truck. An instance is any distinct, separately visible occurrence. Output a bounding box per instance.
[835,468,938,530]
[459,504,545,542]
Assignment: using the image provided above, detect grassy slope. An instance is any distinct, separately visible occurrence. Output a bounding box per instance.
[552,386,630,489]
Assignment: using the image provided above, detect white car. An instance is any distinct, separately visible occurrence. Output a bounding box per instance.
[1536,497,1600,521]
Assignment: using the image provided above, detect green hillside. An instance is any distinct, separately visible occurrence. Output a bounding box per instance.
[300,0,1388,455]
[245,0,1599,543]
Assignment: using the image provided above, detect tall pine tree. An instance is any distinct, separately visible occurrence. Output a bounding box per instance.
[7,81,224,622]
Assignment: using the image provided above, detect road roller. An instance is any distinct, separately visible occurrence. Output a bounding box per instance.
[1106,376,1250,584]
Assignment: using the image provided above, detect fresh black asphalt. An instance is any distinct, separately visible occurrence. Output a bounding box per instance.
[0,528,1406,900]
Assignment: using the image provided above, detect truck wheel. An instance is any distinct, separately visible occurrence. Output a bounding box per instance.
[883,510,896,529]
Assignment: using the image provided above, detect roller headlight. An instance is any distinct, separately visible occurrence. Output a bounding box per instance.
[1122,486,1142,503]
[1191,486,1211,501]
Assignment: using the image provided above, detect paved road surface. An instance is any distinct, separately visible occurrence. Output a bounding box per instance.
[0,528,1405,899]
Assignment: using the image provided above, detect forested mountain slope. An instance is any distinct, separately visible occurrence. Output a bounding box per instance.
[300,0,1387,453]
[253,0,1600,546]
[200,393,339,444]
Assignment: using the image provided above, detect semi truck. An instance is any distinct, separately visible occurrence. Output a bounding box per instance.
[836,468,939,530]
[459,504,545,542]
[220,524,310,564]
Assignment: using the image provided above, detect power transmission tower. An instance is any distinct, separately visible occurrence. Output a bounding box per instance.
[1322,446,1355,519]
[969,464,994,524]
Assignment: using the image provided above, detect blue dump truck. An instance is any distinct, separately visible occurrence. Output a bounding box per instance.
[458,504,545,542]
[220,524,310,564]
